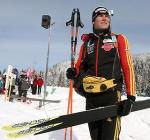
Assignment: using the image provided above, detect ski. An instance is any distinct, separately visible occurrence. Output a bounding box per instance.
[30,99,150,135]
[3,99,150,138]
[26,97,61,103]
[5,65,16,101]
[2,117,51,132]
[7,123,62,138]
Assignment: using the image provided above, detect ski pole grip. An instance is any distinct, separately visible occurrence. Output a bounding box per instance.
[76,8,84,28]
[66,8,76,27]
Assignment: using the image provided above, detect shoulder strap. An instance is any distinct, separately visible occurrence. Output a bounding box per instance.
[111,32,119,48]
[111,33,122,79]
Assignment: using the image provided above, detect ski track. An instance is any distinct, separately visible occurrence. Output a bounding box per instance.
[0,87,150,140]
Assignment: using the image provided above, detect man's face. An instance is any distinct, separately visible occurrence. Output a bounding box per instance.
[93,14,110,30]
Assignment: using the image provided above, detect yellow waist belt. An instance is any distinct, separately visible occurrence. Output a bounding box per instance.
[83,76,117,93]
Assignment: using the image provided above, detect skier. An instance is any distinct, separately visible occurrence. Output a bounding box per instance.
[32,75,38,95]
[29,76,34,94]
[66,7,136,140]
[2,75,6,93]
[18,74,30,102]
[37,75,44,95]
[0,76,3,94]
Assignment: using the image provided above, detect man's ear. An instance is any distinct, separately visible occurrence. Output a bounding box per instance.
[92,22,95,26]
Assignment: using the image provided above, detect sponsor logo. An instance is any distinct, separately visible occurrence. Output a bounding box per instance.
[102,38,115,52]
[87,42,95,54]
[86,85,94,90]
[102,43,114,52]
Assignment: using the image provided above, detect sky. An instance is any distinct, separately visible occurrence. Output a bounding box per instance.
[0,0,149,71]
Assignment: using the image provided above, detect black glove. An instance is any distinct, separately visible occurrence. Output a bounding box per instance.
[119,95,136,116]
[66,67,76,80]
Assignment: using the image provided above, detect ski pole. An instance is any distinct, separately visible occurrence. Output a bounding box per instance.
[65,8,84,140]
[65,9,76,140]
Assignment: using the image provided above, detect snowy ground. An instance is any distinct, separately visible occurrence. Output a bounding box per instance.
[0,87,150,140]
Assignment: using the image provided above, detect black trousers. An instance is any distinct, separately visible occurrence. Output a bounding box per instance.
[38,86,42,94]
[32,86,37,95]
[86,90,121,140]
[30,84,33,93]
[19,90,27,97]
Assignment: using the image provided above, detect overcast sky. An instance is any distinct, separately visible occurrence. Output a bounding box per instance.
[0,0,149,71]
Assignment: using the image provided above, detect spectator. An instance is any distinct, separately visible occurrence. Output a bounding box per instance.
[37,75,44,95]
[32,75,38,95]
[18,74,30,102]
[0,76,3,94]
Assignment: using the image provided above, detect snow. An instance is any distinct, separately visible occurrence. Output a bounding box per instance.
[0,87,150,140]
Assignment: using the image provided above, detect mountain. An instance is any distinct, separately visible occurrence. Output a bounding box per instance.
[47,61,70,87]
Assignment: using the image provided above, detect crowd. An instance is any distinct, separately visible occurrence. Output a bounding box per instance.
[0,69,44,102]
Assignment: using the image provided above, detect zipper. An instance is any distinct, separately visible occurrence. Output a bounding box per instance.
[95,38,99,77]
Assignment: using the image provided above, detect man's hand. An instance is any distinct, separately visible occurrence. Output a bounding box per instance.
[119,95,136,116]
[66,68,76,80]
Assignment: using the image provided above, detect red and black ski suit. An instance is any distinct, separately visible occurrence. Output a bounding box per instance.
[74,33,136,140]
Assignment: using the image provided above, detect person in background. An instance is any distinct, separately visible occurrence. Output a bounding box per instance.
[0,76,3,94]
[32,75,38,95]
[37,75,44,95]
[2,75,6,94]
[27,76,33,94]
[18,74,30,102]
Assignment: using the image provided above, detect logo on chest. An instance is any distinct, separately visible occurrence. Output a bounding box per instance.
[102,39,115,52]
[87,42,95,54]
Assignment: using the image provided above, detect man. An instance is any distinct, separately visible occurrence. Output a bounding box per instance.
[66,7,136,140]
[0,76,3,94]
[18,74,30,102]
[37,75,44,95]
[32,75,38,95]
